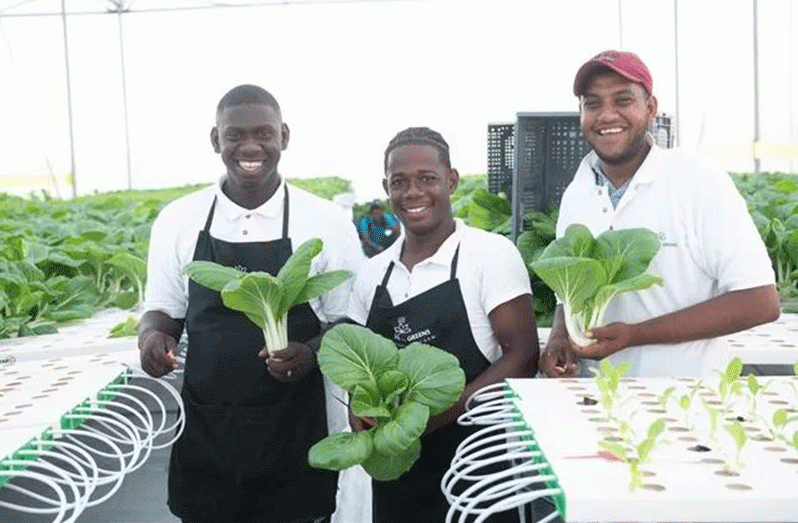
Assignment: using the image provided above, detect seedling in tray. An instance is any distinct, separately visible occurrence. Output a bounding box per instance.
[600,418,666,491]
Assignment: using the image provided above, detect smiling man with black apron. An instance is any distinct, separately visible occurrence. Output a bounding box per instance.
[346,127,540,523]
[138,85,362,523]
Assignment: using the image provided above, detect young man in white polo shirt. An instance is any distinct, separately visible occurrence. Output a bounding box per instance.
[540,51,780,378]
[138,84,363,523]
[347,127,539,522]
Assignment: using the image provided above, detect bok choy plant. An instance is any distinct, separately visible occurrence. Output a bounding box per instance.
[529,224,663,346]
[308,324,465,481]
[184,238,352,355]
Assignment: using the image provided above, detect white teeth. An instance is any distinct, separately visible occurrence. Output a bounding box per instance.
[598,127,623,135]
[405,206,428,214]
[238,160,262,172]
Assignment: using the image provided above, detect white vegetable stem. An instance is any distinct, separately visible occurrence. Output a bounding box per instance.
[563,302,605,347]
[262,308,289,356]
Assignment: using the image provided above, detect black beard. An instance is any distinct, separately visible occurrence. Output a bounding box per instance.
[589,128,648,166]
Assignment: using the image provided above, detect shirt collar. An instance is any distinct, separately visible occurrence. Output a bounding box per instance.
[578,133,662,187]
[213,176,286,221]
[385,218,465,268]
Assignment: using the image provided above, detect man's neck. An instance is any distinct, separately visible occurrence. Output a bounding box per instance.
[601,142,651,189]
[400,218,456,271]
[223,175,281,210]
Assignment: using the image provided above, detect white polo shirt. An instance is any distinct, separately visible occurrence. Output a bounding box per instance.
[143,177,364,323]
[347,219,532,363]
[557,140,775,377]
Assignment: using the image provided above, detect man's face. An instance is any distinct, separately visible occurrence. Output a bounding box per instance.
[383,144,458,237]
[370,207,384,221]
[579,72,657,166]
[211,103,288,192]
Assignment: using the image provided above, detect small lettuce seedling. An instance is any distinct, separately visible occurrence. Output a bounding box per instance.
[716,357,744,412]
[701,398,722,442]
[765,409,798,443]
[309,324,465,481]
[658,386,676,409]
[677,381,703,431]
[590,359,632,421]
[723,421,747,473]
[530,224,663,346]
[184,238,352,355]
[745,373,772,421]
[600,418,666,491]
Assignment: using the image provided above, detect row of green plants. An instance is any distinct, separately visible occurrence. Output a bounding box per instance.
[0,172,794,338]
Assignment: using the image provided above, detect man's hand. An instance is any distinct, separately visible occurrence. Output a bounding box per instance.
[539,335,578,378]
[139,331,179,377]
[571,322,634,360]
[262,342,316,382]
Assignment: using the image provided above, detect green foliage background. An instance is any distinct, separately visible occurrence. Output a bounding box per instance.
[0,170,794,338]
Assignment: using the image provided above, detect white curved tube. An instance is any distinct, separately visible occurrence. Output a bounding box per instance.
[0,458,81,522]
[58,428,128,506]
[0,469,69,523]
[65,407,143,473]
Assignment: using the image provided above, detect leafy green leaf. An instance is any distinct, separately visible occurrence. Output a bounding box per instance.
[399,343,465,416]
[598,440,628,462]
[184,261,246,292]
[294,270,353,305]
[725,357,744,382]
[277,238,321,316]
[318,324,399,392]
[372,401,429,456]
[108,316,140,338]
[308,431,374,471]
[351,384,391,419]
[220,272,282,330]
[361,438,421,481]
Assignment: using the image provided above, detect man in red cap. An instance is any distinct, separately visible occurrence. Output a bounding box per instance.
[540,50,780,378]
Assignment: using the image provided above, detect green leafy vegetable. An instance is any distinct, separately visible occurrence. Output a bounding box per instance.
[184,238,352,355]
[309,324,465,481]
[530,224,663,346]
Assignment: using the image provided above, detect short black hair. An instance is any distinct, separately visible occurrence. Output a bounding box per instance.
[384,127,451,172]
[370,200,382,211]
[217,84,281,117]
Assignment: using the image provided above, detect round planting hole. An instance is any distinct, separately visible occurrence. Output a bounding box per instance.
[780,458,798,465]
[678,436,699,442]
[640,470,656,477]
[762,391,780,396]
[578,397,598,406]
[751,434,773,442]
[726,484,752,491]
[701,458,724,465]
[4,410,21,416]
[597,426,618,433]
[627,386,646,390]
[637,392,657,397]
[641,484,666,492]
[14,404,32,409]
[67,370,83,375]
[561,379,579,384]
[769,400,789,405]
[714,470,740,477]
[647,408,667,414]
[588,417,610,423]
[705,400,722,406]
[603,436,624,442]
[668,426,690,433]
[641,401,660,406]
[687,444,711,452]
[31,395,49,400]
[765,446,787,453]
[580,409,601,415]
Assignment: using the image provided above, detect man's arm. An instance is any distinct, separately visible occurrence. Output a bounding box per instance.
[425,294,539,434]
[139,310,184,377]
[571,284,780,360]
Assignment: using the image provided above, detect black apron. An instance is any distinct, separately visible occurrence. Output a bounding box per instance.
[168,186,338,523]
[367,245,518,523]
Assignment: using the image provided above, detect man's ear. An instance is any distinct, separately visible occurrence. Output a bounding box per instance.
[646,94,658,120]
[210,127,220,153]
[382,177,389,195]
[448,168,460,194]
[281,123,290,150]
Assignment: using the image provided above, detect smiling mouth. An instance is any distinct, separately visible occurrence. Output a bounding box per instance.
[238,160,264,173]
[597,127,624,136]
[403,205,429,215]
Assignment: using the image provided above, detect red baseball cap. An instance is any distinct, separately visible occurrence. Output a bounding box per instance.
[573,50,653,96]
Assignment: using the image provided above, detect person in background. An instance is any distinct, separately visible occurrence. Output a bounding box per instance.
[541,50,779,379]
[347,127,539,522]
[358,200,401,257]
[138,84,363,523]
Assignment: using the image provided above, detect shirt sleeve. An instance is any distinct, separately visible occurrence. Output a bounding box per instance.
[477,232,533,315]
[357,216,368,235]
[143,203,189,319]
[694,165,775,292]
[313,208,367,323]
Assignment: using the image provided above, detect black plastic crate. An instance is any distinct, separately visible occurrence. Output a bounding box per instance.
[487,123,515,197]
